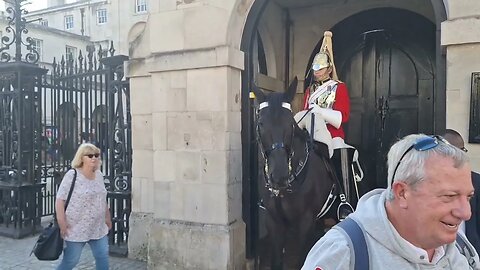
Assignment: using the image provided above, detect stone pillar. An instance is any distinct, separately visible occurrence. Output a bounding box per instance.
[441,0,480,170]
[125,1,247,269]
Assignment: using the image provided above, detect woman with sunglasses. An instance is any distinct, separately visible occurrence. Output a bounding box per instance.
[55,143,111,270]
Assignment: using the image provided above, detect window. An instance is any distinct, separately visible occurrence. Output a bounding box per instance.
[65,46,77,62]
[97,9,107,24]
[40,19,48,27]
[64,15,74,30]
[135,0,147,13]
[31,38,43,61]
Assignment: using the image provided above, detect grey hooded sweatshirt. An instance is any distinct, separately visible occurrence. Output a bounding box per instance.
[302,189,480,270]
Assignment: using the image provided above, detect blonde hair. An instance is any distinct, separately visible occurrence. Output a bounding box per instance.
[71,143,102,169]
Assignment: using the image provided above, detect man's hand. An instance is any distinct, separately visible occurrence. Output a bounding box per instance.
[309,103,324,116]
[308,103,342,129]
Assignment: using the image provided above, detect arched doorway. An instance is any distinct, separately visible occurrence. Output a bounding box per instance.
[240,1,447,267]
[332,8,436,191]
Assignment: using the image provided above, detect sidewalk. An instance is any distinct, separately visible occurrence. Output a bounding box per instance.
[0,233,147,270]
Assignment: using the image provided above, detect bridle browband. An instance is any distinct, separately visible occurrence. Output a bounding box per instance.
[256,101,311,197]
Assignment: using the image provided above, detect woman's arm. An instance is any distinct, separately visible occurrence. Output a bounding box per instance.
[55,198,68,238]
[105,206,112,230]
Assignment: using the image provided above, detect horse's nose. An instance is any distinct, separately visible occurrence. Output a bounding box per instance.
[270,173,289,188]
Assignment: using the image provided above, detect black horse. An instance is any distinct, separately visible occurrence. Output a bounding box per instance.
[253,77,341,269]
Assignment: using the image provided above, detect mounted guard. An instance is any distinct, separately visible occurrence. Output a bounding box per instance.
[294,31,364,221]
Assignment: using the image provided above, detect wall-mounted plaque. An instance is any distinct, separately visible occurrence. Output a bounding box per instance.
[470,72,480,143]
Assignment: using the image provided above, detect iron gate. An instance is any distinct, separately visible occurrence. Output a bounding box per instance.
[38,43,132,255]
[0,1,132,254]
[0,0,132,256]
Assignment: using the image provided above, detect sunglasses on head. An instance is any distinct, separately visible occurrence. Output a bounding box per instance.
[85,153,100,158]
[390,135,449,186]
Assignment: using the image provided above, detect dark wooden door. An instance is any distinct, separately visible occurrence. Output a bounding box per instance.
[339,30,435,190]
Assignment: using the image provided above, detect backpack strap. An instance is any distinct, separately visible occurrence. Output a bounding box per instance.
[335,217,369,270]
[456,232,477,269]
[337,218,476,270]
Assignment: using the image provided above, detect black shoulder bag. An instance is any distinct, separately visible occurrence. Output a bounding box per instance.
[31,168,77,261]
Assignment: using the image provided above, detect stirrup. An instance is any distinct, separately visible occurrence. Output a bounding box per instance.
[337,194,354,221]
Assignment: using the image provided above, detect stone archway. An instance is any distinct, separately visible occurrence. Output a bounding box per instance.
[239,0,447,266]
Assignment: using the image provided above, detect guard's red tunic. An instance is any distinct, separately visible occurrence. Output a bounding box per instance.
[302,81,350,139]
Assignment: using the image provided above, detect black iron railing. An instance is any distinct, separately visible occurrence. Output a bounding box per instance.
[0,0,132,256]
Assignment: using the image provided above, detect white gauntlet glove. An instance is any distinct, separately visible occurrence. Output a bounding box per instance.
[309,103,342,129]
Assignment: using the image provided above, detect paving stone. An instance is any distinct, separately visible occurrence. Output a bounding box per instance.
[0,234,147,270]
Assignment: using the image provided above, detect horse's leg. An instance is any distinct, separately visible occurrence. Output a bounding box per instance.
[266,216,287,270]
[296,215,317,269]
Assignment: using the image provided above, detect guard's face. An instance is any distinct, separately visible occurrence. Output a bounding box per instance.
[402,155,473,250]
[313,67,331,81]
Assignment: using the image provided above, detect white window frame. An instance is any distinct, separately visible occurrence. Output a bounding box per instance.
[31,38,43,61]
[65,46,77,62]
[65,15,74,30]
[97,8,107,24]
[135,0,147,13]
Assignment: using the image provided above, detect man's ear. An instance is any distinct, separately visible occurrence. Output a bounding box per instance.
[391,181,409,208]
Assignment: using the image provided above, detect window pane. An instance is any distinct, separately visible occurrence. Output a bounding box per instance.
[65,15,74,30]
[31,39,43,61]
[65,46,77,62]
[135,0,147,13]
[97,9,107,24]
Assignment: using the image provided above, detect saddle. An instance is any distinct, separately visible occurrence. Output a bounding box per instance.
[312,141,362,221]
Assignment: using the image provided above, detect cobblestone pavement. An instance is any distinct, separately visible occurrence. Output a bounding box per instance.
[0,233,147,270]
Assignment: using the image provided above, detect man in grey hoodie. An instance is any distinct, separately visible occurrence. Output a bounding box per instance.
[302,134,480,269]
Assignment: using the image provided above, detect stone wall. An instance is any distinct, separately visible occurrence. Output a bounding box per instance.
[126,0,249,268]
[442,0,480,170]
[124,0,480,268]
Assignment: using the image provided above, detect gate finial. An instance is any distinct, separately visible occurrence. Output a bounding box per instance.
[0,0,40,64]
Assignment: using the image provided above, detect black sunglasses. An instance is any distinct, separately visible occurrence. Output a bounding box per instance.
[390,135,448,186]
[85,153,100,158]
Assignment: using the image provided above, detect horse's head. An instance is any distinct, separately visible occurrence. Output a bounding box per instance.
[253,77,298,196]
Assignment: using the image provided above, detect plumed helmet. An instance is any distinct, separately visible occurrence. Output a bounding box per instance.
[312,50,330,71]
[311,31,339,80]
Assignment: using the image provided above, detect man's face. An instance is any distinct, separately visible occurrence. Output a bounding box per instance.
[313,67,331,81]
[402,155,473,250]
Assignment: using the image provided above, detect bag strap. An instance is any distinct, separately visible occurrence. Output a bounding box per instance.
[335,217,369,270]
[64,168,77,211]
[456,232,477,268]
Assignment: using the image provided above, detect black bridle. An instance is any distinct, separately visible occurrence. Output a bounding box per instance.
[256,101,311,196]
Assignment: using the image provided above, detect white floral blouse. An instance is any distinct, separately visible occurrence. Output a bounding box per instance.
[56,169,108,242]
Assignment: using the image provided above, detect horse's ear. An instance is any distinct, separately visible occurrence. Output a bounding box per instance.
[251,82,266,103]
[284,76,298,103]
